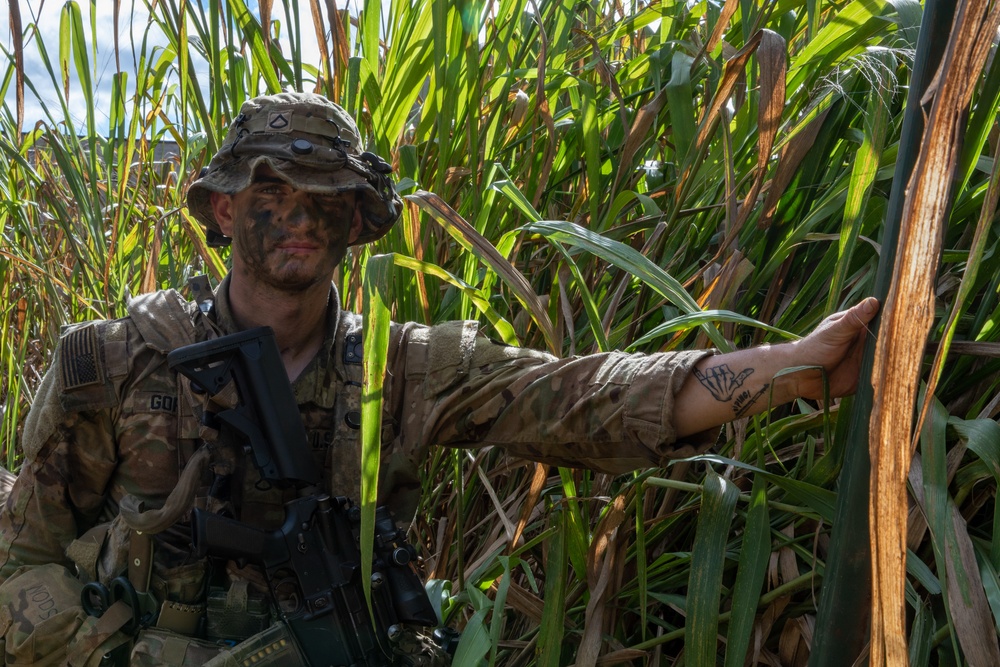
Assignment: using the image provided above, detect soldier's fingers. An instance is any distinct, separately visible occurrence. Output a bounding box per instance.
[827,297,879,332]
[851,297,879,325]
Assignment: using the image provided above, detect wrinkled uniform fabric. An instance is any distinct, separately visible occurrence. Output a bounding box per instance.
[0,277,714,665]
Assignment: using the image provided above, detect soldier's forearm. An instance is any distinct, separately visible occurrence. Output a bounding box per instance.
[672,343,801,437]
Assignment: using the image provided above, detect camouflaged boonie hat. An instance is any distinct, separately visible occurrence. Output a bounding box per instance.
[187,92,403,247]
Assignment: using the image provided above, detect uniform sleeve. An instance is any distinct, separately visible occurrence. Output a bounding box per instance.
[0,334,119,582]
[393,321,718,474]
[0,330,126,664]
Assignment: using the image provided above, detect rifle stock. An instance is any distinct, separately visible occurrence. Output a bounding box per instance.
[167,326,317,486]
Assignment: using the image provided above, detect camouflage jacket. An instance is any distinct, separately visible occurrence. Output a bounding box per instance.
[0,276,714,661]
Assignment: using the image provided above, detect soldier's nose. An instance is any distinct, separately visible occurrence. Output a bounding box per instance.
[283,204,314,228]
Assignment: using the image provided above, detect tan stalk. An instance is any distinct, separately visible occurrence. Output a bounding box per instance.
[757,108,831,229]
[308,0,332,95]
[696,0,740,69]
[867,1,1000,665]
[576,494,627,666]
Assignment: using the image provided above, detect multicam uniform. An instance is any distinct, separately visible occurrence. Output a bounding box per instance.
[0,276,714,665]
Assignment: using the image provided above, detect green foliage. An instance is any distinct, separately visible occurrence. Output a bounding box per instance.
[3,0,1000,663]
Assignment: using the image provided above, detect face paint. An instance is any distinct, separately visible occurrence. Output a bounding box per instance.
[227,171,358,292]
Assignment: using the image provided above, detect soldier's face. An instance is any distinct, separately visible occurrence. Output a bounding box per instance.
[211,166,362,291]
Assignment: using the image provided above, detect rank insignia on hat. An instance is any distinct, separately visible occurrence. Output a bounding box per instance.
[267,111,292,132]
[61,326,103,391]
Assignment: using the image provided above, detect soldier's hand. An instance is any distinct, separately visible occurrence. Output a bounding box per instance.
[787,297,879,400]
[672,297,879,438]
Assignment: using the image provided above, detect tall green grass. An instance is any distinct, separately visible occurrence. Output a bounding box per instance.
[3,0,1000,664]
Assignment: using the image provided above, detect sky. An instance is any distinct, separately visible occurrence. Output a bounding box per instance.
[1,0,323,129]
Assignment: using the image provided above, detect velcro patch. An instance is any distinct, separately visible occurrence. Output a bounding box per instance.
[61,325,102,390]
[267,111,293,132]
[126,391,180,414]
[423,320,478,398]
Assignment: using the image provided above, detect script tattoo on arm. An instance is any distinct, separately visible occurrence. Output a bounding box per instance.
[693,364,768,417]
[732,384,770,417]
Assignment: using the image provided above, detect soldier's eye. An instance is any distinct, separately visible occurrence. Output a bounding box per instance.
[315,194,347,207]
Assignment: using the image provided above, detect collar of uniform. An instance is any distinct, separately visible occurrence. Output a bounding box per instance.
[208,274,240,335]
[209,274,344,405]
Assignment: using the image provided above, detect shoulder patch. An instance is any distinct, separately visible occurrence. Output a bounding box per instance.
[471,336,555,367]
[56,321,120,412]
[60,324,103,391]
[422,320,479,398]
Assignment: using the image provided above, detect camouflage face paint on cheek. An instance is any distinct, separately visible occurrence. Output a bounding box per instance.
[309,196,356,247]
[237,208,279,278]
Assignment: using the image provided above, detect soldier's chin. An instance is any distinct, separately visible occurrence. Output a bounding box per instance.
[265,274,331,292]
[249,265,330,292]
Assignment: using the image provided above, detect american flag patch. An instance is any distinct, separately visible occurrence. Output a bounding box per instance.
[61,326,102,390]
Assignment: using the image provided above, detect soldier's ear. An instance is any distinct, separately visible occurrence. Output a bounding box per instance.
[347,198,364,244]
[210,192,236,236]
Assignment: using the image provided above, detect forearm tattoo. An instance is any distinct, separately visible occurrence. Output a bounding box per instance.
[733,384,769,417]
[693,364,769,417]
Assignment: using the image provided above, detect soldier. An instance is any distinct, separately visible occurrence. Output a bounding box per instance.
[0,92,878,665]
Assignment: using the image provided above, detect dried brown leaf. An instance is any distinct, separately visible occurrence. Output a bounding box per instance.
[757,108,830,229]
[944,502,1000,665]
[735,30,787,231]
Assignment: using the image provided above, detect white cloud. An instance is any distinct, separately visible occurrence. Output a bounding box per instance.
[2,1,152,128]
[2,0,324,131]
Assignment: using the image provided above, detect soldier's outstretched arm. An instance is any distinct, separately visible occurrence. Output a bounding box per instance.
[671,297,879,437]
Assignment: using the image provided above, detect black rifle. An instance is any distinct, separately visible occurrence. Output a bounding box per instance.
[167,327,438,666]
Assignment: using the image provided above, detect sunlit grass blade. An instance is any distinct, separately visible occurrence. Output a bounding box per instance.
[826,49,894,312]
[627,309,796,352]
[390,254,518,344]
[360,253,393,616]
[723,471,770,667]
[685,470,739,664]
[785,0,891,97]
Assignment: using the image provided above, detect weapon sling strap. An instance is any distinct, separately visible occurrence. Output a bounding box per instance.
[64,600,136,667]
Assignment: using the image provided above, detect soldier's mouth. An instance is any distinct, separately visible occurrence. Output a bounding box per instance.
[275,239,322,254]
